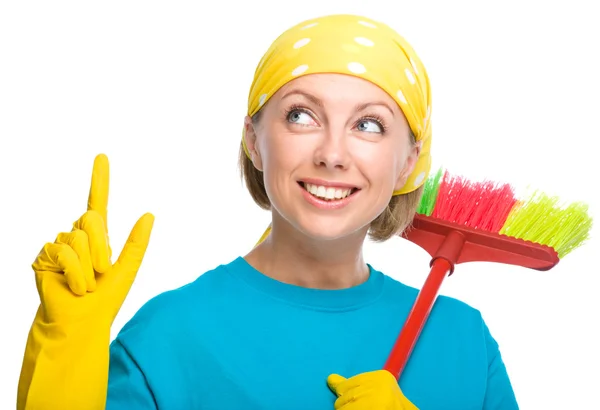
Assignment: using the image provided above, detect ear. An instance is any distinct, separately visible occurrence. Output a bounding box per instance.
[244,115,263,171]
[394,140,422,191]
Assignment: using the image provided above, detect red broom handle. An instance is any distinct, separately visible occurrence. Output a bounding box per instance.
[383,230,465,380]
[382,258,452,379]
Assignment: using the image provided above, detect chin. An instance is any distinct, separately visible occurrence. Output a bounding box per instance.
[292,214,370,242]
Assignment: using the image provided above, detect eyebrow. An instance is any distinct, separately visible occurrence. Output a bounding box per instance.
[281,89,395,116]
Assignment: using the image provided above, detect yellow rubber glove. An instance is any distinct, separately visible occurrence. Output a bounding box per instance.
[327,370,419,410]
[17,154,154,410]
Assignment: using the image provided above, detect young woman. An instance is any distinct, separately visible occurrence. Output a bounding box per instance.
[17,14,519,410]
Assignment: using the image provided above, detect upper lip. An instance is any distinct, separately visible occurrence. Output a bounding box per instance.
[298,178,360,189]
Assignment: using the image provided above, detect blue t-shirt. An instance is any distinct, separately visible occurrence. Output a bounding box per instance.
[106,256,519,409]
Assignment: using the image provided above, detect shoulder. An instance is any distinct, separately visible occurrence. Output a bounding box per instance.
[113,257,243,342]
[379,269,485,332]
[378,269,496,361]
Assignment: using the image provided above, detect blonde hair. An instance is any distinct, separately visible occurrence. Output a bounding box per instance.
[239,111,424,242]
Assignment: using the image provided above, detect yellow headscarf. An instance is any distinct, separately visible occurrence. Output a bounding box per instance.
[244,14,432,245]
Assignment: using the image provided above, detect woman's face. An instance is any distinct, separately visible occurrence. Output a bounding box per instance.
[245,73,420,241]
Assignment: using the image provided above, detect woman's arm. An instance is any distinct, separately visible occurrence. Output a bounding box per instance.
[106,338,158,409]
[481,321,520,409]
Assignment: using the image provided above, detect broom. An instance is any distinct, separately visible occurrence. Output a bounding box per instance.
[383,167,593,380]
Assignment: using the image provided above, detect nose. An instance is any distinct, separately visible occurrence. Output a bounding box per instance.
[313,129,351,170]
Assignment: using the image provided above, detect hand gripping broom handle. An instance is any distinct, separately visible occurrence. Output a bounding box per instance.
[383,230,465,380]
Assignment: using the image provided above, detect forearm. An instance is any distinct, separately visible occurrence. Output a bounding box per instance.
[18,306,111,410]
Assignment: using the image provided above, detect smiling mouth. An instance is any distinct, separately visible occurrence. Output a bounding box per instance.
[298,181,360,201]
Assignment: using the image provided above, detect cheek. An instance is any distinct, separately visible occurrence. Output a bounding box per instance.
[352,141,404,184]
[260,131,311,173]
[259,133,313,210]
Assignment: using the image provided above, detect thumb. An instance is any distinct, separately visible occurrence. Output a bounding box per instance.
[113,213,155,276]
[327,374,347,396]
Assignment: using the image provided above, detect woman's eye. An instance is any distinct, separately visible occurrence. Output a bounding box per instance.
[356,120,383,133]
[288,110,314,125]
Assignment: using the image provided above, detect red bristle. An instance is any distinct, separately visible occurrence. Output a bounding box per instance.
[431,170,518,233]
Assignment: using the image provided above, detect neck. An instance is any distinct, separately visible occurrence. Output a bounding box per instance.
[244,216,370,290]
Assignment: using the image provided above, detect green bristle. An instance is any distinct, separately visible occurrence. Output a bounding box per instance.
[417,167,444,216]
[499,190,593,259]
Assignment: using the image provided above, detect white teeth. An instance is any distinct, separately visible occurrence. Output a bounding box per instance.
[304,183,353,200]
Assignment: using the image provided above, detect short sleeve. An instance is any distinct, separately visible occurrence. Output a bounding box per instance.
[482,320,520,409]
[106,338,158,410]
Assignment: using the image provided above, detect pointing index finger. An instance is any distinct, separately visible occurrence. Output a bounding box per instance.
[87,153,109,232]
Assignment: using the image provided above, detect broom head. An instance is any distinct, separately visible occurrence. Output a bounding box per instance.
[403,168,593,272]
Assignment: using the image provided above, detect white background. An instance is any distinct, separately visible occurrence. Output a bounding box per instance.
[1,0,598,408]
